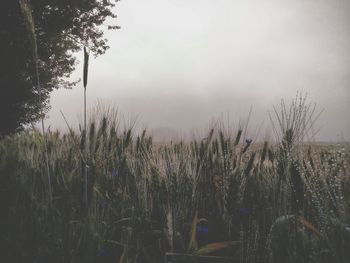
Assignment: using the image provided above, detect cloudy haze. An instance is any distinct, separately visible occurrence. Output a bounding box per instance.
[47,0,350,141]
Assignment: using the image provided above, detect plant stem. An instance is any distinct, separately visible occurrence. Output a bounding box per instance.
[84,87,88,209]
[36,60,53,207]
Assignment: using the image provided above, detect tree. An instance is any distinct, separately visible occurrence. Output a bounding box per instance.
[0,0,119,137]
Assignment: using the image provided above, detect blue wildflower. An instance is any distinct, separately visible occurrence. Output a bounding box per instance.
[197,226,209,233]
[238,207,250,215]
[111,171,118,178]
[98,199,108,209]
[99,247,108,257]
[245,138,253,146]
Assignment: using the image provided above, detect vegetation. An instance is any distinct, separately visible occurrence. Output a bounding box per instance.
[1,2,349,263]
[0,0,118,136]
[0,107,349,262]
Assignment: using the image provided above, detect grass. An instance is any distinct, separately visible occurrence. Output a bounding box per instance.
[0,111,349,262]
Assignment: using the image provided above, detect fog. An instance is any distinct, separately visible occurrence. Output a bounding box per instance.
[47,0,350,141]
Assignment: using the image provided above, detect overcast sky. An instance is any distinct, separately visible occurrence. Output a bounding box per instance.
[47,0,350,141]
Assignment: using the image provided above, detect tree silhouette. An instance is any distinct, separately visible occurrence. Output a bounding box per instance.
[0,0,119,136]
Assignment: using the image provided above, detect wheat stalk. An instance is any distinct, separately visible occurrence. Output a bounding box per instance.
[83,46,90,209]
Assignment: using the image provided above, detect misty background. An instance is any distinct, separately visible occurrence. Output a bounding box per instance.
[46,0,350,141]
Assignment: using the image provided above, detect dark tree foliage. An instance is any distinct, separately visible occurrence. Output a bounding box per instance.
[0,0,119,136]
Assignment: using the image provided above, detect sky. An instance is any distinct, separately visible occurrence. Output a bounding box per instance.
[47,0,350,141]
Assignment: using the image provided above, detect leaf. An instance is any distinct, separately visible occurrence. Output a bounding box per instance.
[166,210,173,250]
[119,250,127,263]
[93,185,103,198]
[196,241,240,255]
[115,218,132,225]
[188,211,198,252]
[272,215,322,238]
[234,129,242,146]
[297,216,322,237]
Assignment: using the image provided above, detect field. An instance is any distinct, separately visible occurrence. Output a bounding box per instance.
[0,111,349,263]
[3,1,349,262]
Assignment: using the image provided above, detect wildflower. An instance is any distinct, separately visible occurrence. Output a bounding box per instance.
[98,199,108,209]
[98,247,108,258]
[245,138,253,146]
[111,171,118,178]
[238,207,250,215]
[197,226,209,234]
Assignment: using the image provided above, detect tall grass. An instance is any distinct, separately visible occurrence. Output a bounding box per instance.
[83,46,90,209]
[0,103,349,262]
